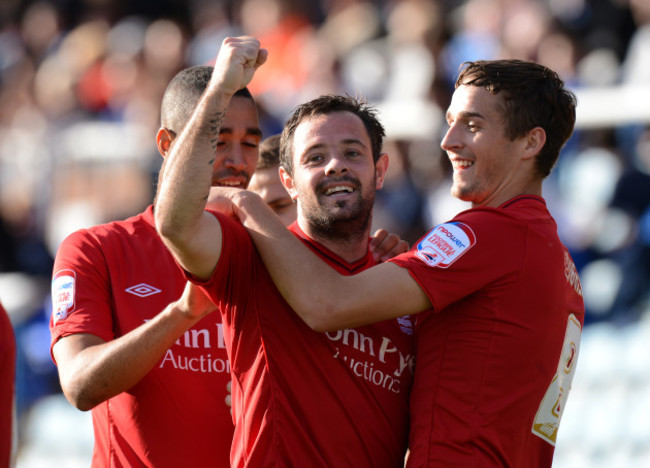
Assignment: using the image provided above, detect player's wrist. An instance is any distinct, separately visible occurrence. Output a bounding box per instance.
[196,88,233,121]
[166,300,201,324]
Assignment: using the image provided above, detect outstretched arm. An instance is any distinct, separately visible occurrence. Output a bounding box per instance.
[155,36,267,280]
[229,190,432,331]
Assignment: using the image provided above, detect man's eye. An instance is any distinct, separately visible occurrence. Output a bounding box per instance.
[307,154,323,163]
[273,201,293,213]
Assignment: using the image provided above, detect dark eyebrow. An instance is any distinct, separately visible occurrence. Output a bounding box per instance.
[341,138,367,147]
[303,142,326,154]
[247,127,264,138]
[304,138,367,153]
[446,110,485,121]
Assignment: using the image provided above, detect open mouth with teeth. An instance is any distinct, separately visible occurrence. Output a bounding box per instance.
[452,160,475,170]
[215,179,248,188]
[325,185,354,196]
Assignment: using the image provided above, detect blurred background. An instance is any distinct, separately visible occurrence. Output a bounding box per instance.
[1,0,649,466]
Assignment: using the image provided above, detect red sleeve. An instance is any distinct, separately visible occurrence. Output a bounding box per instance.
[183,212,257,318]
[0,303,15,468]
[389,210,526,312]
[50,229,115,359]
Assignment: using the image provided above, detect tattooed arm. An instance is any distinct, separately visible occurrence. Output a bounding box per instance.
[155,37,266,280]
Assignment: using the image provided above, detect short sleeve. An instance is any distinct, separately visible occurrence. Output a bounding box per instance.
[389,210,526,312]
[50,230,115,358]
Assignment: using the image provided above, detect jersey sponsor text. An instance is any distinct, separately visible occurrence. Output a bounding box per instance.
[160,350,230,374]
[563,251,583,296]
[326,328,415,393]
[159,323,230,374]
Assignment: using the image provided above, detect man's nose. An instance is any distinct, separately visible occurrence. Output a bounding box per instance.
[324,153,349,175]
[440,124,462,152]
[224,145,246,170]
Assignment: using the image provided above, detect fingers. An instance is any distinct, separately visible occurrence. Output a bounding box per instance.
[369,229,388,249]
[222,36,264,65]
[255,47,268,69]
[212,36,266,96]
[369,229,409,262]
[225,380,232,414]
[206,186,242,216]
[389,239,410,259]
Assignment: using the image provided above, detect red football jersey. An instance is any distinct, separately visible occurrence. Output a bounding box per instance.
[50,206,233,468]
[196,213,415,467]
[0,302,15,468]
[390,196,585,467]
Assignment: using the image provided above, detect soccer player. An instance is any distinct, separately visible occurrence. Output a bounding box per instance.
[48,66,260,466]
[223,59,586,467]
[155,36,415,466]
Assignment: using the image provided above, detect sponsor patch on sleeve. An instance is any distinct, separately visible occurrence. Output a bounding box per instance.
[52,270,76,324]
[415,222,476,268]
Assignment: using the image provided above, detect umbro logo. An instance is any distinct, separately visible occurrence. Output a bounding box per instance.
[125,283,161,297]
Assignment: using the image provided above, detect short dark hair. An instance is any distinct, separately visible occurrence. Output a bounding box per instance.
[160,65,254,134]
[456,59,577,178]
[279,95,385,176]
[257,134,281,170]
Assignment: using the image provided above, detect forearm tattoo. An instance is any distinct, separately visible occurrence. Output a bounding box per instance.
[208,111,226,153]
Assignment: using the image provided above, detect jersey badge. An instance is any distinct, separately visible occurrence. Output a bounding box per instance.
[415,222,476,268]
[52,270,76,324]
[125,283,161,298]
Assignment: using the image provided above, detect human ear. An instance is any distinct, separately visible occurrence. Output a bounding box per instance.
[156,128,174,158]
[279,166,299,200]
[375,153,390,190]
[523,127,546,160]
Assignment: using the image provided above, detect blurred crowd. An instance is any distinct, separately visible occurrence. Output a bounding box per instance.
[1,0,650,462]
